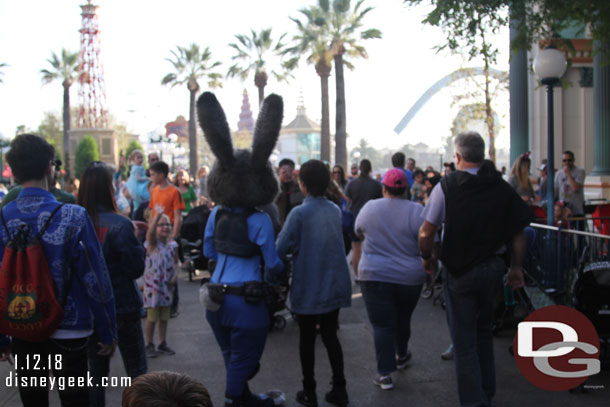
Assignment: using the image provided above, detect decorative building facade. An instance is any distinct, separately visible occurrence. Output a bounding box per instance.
[277,103,321,166]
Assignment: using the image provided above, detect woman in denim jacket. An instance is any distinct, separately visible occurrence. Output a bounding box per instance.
[78,162,147,407]
[276,160,352,407]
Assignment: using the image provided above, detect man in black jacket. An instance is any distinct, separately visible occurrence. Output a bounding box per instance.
[346,159,382,276]
[418,131,532,407]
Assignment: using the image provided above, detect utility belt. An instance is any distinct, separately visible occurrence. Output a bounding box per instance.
[208,281,267,302]
[201,280,271,312]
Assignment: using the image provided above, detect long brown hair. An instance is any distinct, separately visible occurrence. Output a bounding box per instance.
[174,169,191,187]
[77,161,117,226]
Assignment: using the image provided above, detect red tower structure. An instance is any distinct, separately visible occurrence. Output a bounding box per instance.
[77,0,107,129]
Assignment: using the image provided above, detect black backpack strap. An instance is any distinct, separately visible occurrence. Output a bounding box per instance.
[36,203,64,240]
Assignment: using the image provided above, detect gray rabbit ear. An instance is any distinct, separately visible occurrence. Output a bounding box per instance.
[251,94,283,168]
[197,92,234,167]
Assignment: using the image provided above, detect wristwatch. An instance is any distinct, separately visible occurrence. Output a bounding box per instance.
[421,252,432,260]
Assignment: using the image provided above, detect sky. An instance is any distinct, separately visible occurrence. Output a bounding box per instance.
[0,0,511,156]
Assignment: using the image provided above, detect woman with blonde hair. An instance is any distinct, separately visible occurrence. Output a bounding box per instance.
[174,169,197,213]
[508,152,535,202]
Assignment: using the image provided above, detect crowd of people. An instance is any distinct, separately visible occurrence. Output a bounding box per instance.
[0,115,579,406]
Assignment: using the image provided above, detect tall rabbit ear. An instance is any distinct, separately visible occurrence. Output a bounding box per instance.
[251,94,283,168]
[197,92,234,167]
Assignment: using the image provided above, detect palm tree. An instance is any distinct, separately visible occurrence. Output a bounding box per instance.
[227,28,290,107]
[323,0,382,169]
[285,6,334,162]
[162,44,222,175]
[0,62,7,84]
[41,49,79,178]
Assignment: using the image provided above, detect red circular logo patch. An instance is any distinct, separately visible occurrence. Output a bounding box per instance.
[513,305,600,391]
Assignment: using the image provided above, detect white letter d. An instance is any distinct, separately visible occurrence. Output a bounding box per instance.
[518,321,577,357]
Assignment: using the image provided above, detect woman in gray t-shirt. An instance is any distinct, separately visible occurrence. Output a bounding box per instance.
[354,168,426,390]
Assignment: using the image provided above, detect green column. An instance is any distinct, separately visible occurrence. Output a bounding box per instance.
[509,16,529,165]
[591,40,610,176]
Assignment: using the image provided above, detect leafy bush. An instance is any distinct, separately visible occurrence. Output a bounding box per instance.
[74,135,99,178]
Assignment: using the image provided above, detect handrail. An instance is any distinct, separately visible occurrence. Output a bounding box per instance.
[529,222,610,239]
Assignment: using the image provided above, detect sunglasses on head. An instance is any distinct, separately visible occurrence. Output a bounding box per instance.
[89,161,107,168]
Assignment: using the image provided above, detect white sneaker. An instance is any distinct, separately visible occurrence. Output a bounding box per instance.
[373,374,393,390]
[396,350,413,370]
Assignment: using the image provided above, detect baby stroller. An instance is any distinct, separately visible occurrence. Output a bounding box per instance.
[572,259,610,369]
[179,204,211,281]
[266,255,292,331]
[420,259,446,309]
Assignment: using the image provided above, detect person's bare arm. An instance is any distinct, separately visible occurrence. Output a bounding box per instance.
[507,230,526,289]
[172,209,182,240]
[97,342,117,356]
[418,220,438,275]
[564,168,582,192]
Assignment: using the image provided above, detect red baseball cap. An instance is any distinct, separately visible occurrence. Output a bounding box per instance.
[382,168,407,188]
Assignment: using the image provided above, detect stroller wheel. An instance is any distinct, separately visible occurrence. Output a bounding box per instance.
[274,315,286,330]
[421,287,433,299]
[188,263,194,282]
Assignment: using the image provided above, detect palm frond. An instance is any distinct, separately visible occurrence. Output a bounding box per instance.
[0,62,6,84]
[40,49,78,86]
[342,58,355,70]
[283,57,300,71]
[162,44,222,90]
[161,73,178,86]
[361,28,382,39]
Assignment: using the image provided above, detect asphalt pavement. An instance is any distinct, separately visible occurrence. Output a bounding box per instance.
[0,269,608,406]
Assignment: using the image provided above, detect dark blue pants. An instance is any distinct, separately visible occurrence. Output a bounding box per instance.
[207,313,268,399]
[12,337,89,407]
[87,313,147,407]
[360,281,422,375]
[443,257,505,407]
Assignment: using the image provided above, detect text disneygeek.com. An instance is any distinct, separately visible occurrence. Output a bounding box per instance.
[5,371,131,391]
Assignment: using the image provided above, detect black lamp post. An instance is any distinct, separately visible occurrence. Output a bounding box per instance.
[534,46,567,226]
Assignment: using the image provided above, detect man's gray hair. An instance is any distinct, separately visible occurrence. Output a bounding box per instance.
[454,131,485,163]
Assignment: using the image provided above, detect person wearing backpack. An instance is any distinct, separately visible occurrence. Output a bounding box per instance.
[0,134,118,407]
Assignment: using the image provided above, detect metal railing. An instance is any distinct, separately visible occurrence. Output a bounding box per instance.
[526,222,610,306]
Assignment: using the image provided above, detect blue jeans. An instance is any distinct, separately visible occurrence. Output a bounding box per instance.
[443,257,505,407]
[206,312,268,399]
[360,281,422,375]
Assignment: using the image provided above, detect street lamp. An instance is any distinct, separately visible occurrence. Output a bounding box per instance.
[352,151,361,165]
[534,46,567,226]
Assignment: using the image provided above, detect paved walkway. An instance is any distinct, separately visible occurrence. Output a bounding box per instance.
[0,271,608,406]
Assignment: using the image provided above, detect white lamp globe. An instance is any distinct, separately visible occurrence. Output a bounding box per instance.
[533,47,567,82]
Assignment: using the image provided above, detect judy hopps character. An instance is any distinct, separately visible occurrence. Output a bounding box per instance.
[198,92,285,407]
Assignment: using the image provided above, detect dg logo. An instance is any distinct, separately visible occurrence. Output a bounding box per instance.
[513,305,601,391]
